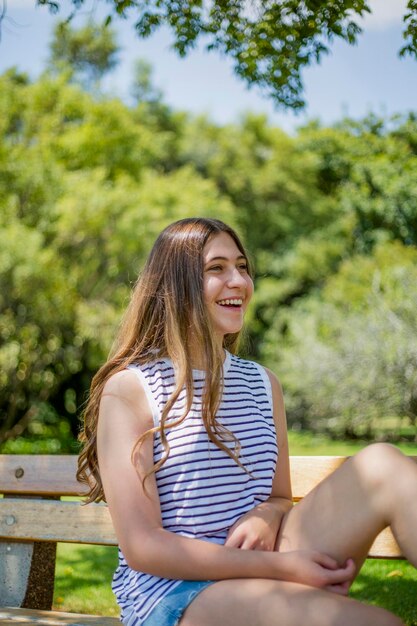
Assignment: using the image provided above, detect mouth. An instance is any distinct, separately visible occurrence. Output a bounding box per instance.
[216,298,243,308]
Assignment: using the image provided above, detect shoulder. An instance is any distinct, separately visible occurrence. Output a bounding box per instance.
[102,368,144,403]
[100,368,153,428]
[263,367,283,396]
[262,367,286,429]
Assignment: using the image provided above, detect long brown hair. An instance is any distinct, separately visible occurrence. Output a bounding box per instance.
[77,217,253,502]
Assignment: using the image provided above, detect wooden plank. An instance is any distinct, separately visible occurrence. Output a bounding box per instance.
[2,454,416,498]
[0,456,87,496]
[289,456,349,498]
[0,607,119,625]
[0,495,403,558]
[369,527,402,559]
[289,455,417,499]
[0,499,116,545]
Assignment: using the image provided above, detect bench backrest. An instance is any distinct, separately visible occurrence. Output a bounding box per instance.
[1,454,414,555]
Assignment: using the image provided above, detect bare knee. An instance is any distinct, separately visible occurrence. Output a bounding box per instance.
[342,598,403,626]
[351,443,414,522]
[375,609,404,626]
[353,443,406,489]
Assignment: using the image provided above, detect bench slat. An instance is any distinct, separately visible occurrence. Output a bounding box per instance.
[0,454,365,498]
[4,454,416,499]
[0,499,115,545]
[0,454,362,498]
[0,455,85,496]
[0,495,403,558]
[369,527,402,559]
[289,456,348,498]
[0,607,119,625]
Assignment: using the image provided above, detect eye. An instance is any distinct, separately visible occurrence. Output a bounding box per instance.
[206,265,223,272]
[237,262,248,272]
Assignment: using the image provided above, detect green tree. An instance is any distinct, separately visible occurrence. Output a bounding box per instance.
[249,115,417,321]
[0,217,81,447]
[131,58,163,104]
[264,242,417,441]
[299,115,417,249]
[0,68,236,447]
[28,0,417,109]
[48,21,120,91]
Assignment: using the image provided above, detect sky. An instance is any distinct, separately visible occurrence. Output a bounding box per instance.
[1,0,416,132]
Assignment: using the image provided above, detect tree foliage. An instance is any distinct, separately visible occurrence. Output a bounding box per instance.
[0,66,235,448]
[48,21,120,90]
[20,0,417,109]
[50,22,119,89]
[266,243,417,440]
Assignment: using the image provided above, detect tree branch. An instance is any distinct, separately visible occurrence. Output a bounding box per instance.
[0,0,7,43]
[0,404,39,445]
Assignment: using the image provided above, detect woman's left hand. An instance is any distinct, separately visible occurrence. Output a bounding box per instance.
[224,500,284,551]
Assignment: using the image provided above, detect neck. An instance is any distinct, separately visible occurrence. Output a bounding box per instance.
[189,338,225,371]
[187,329,225,370]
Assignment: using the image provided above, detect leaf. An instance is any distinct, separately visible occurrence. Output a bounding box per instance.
[386,570,404,578]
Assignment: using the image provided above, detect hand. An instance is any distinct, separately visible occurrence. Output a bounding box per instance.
[225,503,281,551]
[277,551,356,596]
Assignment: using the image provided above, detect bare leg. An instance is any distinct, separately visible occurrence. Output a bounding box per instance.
[180,578,403,626]
[180,444,413,626]
[277,444,417,572]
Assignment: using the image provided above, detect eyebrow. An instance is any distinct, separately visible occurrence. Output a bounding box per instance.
[204,255,247,263]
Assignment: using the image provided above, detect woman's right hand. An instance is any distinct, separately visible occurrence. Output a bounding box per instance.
[276,551,356,596]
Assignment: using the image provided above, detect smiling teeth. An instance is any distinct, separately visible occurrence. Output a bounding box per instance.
[217,299,243,306]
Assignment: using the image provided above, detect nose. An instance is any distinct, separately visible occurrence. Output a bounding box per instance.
[226,267,248,289]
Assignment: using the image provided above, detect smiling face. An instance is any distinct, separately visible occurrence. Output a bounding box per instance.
[203,231,254,343]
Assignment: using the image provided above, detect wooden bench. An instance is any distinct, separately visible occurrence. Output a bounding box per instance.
[0,454,415,625]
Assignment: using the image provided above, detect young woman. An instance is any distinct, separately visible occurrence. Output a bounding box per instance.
[78,217,416,626]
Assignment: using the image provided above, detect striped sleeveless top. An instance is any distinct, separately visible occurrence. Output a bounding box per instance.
[112,351,278,625]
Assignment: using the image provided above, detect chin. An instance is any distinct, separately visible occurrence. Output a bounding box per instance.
[218,324,243,336]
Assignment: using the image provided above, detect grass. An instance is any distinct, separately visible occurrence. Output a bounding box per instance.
[53,432,417,623]
[54,544,119,617]
[287,430,417,456]
[351,560,417,625]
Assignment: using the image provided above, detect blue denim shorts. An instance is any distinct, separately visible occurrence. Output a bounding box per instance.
[141,580,214,626]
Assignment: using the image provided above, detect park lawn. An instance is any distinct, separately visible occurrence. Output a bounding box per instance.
[351,559,417,625]
[287,430,417,456]
[54,545,417,624]
[53,433,417,623]
[54,544,119,617]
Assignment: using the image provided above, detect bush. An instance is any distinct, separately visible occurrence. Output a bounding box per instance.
[264,242,417,440]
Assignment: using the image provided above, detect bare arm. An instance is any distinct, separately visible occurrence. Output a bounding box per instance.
[97,370,354,591]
